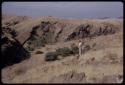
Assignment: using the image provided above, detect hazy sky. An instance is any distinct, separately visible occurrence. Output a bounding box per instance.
[2,2,123,19]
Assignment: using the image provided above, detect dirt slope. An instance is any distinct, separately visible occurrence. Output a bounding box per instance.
[2,32,123,83]
[1,14,123,83]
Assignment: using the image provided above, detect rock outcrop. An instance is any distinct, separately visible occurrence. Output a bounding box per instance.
[2,14,123,67]
[20,20,121,51]
[1,25,30,68]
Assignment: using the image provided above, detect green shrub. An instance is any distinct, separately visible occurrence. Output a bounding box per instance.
[33,38,45,47]
[70,43,79,54]
[45,52,58,61]
[56,47,73,57]
[26,36,47,52]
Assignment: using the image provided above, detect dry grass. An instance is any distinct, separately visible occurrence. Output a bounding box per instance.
[2,30,123,83]
[2,15,123,83]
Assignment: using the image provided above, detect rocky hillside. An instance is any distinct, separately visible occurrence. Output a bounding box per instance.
[1,15,30,68]
[1,14,123,83]
[4,15,122,51]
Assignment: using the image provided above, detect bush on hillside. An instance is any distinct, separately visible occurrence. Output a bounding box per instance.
[45,52,58,61]
[56,47,73,57]
[70,43,79,54]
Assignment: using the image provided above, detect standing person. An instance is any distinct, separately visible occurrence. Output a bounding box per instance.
[78,40,84,59]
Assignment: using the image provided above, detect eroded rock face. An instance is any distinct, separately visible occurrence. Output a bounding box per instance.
[1,26,29,68]
[3,15,120,51]
[23,21,57,50]
[23,20,120,51]
[65,23,118,41]
[2,15,122,67]
[2,15,121,47]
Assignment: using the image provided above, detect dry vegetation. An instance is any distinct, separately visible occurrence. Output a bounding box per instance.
[1,14,123,84]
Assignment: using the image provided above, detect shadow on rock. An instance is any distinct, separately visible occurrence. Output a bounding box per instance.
[1,37,30,68]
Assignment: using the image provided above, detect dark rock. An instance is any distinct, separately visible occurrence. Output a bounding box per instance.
[1,27,30,68]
